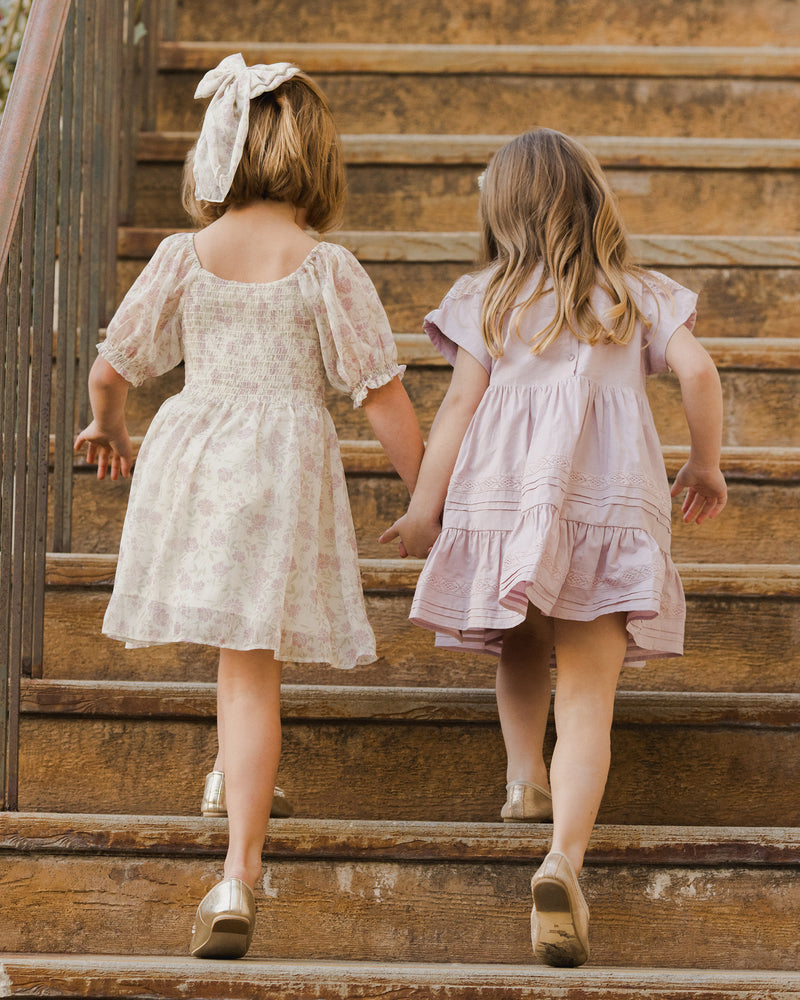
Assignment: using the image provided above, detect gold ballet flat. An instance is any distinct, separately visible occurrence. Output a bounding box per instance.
[201,771,294,819]
[530,851,590,967]
[190,876,256,959]
[501,780,553,822]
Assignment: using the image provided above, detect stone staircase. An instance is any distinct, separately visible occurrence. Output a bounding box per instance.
[2,0,800,996]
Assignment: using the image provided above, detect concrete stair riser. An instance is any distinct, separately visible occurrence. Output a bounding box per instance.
[134,160,800,237]
[169,1,800,47]
[114,257,800,339]
[15,684,800,826]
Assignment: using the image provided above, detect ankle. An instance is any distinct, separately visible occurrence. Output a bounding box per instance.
[548,842,585,875]
[223,861,261,888]
[507,763,550,791]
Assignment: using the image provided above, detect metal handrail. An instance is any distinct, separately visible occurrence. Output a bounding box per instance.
[0,0,70,272]
[0,0,147,809]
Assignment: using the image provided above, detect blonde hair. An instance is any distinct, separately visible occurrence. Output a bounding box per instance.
[182,69,345,232]
[478,128,649,357]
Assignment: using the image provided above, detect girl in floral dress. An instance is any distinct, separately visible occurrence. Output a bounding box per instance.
[382,128,726,967]
[75,54,424,959]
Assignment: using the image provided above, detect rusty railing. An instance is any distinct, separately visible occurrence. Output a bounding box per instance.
[0,0,148,809]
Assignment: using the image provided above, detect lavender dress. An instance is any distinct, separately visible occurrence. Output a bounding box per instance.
[410,267,697,666]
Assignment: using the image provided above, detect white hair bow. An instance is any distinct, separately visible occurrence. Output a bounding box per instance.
[192,53,300,203]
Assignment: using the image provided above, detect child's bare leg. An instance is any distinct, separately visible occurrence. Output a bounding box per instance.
[217,647,282,887]
[496,605,554,788]
[212,680,225,772]
[549,612,628,873]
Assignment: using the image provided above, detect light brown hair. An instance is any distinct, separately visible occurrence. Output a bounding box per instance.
[182,69,345,233]
[478,128,649,357]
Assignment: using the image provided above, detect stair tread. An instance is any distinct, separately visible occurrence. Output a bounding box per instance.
[118,228,800,267]
[86,332,800,370]
[2,953,798,999]
[2,812,798,863]
[43,553,800,595]
[158,40,800,78]
[138,131,800,169]
[18,677,800,726]
[66,440,800,478]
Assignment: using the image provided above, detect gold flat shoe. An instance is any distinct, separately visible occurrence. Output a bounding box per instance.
[201,770,294,818]
[501,780,553,822]
[530,851,590,967]
[190,876,255,959]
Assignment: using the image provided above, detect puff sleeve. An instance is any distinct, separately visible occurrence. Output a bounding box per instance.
[298,242,404,408]
[423,274,493,374]
[97,233,195,387]
[639,270,699,375]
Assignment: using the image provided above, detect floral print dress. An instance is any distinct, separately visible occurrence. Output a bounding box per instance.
[98,233,402,669]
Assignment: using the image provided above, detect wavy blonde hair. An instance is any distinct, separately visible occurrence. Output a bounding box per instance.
[182,69,345,233]
[478,129,649,357]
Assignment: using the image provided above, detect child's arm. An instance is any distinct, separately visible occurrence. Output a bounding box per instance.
[381,348,490,557]
[665,325,727,524]
[362,376,425,495]
[74,356,134,480]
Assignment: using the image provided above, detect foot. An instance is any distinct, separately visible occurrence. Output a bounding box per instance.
[189,877,256,960]
[530,851,590,967]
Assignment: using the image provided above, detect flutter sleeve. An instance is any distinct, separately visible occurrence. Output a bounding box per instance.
[423,273,493,374]
[640,270,699,375]
[97,233,194,386]
[299,242,404,408]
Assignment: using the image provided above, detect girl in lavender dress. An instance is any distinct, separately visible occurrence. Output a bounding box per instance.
[382,128,726,967]
[75,54,424,959]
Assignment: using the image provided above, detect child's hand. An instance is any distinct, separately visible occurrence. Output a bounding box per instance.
[380,512,441,558]
[670,462,727,524]
[75,420,133,481]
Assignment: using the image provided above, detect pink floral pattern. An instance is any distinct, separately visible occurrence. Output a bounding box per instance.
[98,234,402,669]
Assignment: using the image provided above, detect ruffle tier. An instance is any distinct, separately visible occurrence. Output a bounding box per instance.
[410,506,685,666]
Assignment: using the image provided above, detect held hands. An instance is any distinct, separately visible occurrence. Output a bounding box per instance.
[380,510,442,559]
[74,419,133,481]
[670,461,727,524]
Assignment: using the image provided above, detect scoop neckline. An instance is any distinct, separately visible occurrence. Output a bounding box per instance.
[187,233,325,287]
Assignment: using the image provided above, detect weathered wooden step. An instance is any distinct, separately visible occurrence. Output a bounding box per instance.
[0,814,797,967]
[155,47,800,137]
[120,229,800,267]
[116,230,800,339]
[16,679,800,826]
[169,1,800,48]
[2,955,798,1000]
[136,133,800,235]
[331,371,800,451]
[61,445,800,563]
[81,314,800,446]
[159,42,800,79]
[67,364,800,447]
[139,133,800,170]
[41,556,800,693]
